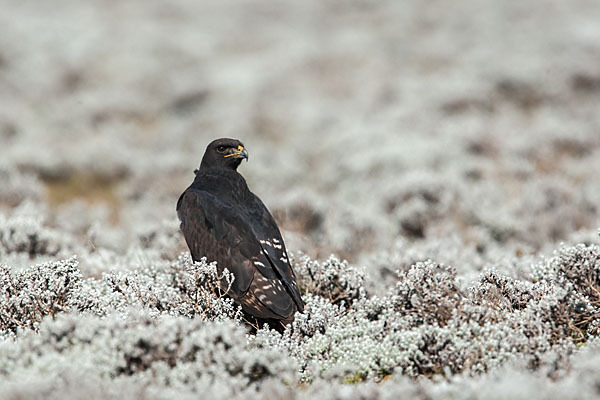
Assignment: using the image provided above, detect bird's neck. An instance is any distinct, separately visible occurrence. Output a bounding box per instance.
[196,166,242,178]
[199,158,242,171]
[193,167,250,197]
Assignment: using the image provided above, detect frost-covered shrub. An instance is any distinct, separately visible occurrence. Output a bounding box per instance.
[391,261,462,326]
[294,253,366,305]
[72,253,242,322]
[257,265,466,380]
[534,244,600,343]
[255,294,389,381]
[0,204,66,259]
[0,252,243,338]
[1,240,599,398]
[0,312,297,396]
[256,251,594,382]
[3,241,597,391]
[0,257,81,334]
[365,234,506,296]
[470,269,539,311]
[539,243,600,298]
[299,343,598,400]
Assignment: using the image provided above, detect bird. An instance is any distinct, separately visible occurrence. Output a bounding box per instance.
[177,138,304,329]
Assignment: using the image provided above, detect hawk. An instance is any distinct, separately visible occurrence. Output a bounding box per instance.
[177,138,304,327]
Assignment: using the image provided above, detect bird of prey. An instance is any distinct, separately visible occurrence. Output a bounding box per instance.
[177,138,304,328]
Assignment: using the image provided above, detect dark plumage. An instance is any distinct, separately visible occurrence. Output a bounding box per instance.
[177,138,304,328]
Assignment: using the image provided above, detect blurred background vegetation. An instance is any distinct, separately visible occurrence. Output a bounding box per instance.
[1,0,599,274]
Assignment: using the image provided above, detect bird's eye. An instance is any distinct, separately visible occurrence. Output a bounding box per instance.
[217,146,226,153]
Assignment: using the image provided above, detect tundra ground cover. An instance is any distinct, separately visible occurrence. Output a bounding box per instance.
[1,0,600,398]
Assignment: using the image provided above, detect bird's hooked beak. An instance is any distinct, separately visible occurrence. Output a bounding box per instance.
[224,145,249,162]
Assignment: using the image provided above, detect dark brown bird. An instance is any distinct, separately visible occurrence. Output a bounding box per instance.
[177,138,304,328]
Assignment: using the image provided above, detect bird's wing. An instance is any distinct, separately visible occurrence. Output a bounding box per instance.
[177,189,254,297]
[177,188,298,318]
[248,194,305,312]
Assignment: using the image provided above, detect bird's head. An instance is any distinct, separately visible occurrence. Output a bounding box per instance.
[199,138,249,172]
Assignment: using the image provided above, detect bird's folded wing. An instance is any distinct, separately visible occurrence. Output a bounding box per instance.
[177,189,301,317]
[249,196,305,312]
[177,189,254,297]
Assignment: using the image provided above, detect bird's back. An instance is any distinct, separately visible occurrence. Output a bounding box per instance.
[177,166,304,325]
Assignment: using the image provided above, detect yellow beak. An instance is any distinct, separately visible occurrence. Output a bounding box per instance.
[223,145,249,161]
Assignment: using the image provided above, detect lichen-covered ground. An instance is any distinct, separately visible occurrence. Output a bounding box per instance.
[1,0,600,398]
